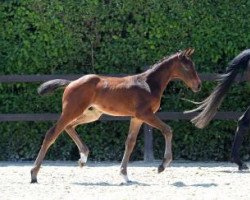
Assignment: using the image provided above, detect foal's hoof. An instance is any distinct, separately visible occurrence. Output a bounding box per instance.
[30,175,38,184]
[239,163,249,171]
[120,180,133,186]
[30,169,38,183]
[78,160,86,168]
[158,164,165,173]
[31,179,38,184]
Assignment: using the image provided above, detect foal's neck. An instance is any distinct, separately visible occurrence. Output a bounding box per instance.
[146,54,178,93]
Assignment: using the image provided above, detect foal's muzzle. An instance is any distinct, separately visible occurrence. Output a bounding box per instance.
[191,81,201,93]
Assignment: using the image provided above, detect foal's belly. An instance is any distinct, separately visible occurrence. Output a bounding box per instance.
[91,103,134,117]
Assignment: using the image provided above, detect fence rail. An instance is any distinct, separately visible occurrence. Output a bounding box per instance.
[0,111,243,122]
[0,73,248,162]
[0,73,250,83]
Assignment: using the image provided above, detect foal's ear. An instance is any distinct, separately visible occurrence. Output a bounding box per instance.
[179,48,195,58]
[187,48,195,57]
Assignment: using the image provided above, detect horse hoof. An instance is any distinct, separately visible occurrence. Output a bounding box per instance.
[30,175,37,183]
[120,180,133,186]
[239,163,249,171]
[30,168,38,183]
[78,160,86,168]
[158,164,165,173]
[31,178,38,183]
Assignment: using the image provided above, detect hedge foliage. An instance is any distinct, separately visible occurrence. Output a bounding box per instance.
[0,0,250,162]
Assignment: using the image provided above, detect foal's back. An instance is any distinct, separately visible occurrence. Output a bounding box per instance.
[63,73,156,117]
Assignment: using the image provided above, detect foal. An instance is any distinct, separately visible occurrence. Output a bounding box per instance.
[31,48,201,183]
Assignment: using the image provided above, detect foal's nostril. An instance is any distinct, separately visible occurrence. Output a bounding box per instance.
[197,83,201,91]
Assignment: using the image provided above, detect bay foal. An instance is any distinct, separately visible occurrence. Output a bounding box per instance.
[31,48,201,183]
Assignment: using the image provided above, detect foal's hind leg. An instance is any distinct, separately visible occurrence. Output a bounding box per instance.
[65,127,90,167]
[120,118,143,183]
[30,103,93,182]
[30,113,75,183]
[66,108,102,167]
[231,107,250,170]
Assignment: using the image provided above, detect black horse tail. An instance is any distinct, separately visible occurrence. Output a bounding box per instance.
[186,49,250,129]
[37,79,71,95]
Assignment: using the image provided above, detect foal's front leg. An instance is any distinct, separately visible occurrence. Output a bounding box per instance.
[138,112,173,173]
[120,118,143,183]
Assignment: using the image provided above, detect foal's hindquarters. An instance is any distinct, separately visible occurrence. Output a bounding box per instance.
[31,76,101,183]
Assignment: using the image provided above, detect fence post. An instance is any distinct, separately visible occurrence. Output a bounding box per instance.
[143,124,154,162]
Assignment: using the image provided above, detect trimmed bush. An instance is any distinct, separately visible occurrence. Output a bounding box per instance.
[0,0,250,161]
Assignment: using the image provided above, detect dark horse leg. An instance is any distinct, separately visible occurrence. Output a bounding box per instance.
[231,107,250,170]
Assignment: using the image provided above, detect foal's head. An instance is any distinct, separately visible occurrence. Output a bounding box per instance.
[172,48,201,92]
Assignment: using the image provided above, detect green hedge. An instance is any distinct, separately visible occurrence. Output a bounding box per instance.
[0,0,250,161]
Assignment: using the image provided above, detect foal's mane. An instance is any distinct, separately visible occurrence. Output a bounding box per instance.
[187,49,250,128]
[149,53,177,70]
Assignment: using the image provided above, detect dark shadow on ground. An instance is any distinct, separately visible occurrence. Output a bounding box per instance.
[72,180,150,187]
[171,181,217,188]
[214,170,250,174]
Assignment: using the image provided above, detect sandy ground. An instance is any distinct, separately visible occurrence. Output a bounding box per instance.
[1,161,250,200]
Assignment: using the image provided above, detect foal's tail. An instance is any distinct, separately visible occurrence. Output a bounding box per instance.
[185,49,250,129]
[38,79,71,95]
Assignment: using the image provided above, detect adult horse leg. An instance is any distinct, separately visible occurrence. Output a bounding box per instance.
[231,107,250,170]
[120,118,143,183]
[65,108,102,167]
[137,112,172,173]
